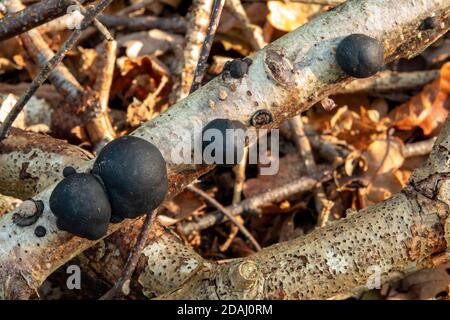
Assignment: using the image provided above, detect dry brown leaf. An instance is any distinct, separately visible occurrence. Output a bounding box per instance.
[327,106,390,149]
[267,1,321,32]
[360,137,406,206]
[387,262,450,300]
[388,62,450,136]
[163,190,206,223]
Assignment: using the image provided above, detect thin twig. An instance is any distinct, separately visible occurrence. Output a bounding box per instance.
[189,0,225,93]
[187,185,262,251]
[340,70,440,94]
[289,116,334,227]
[100,209,158,300]
[84,40,117,152]
[0,0,113,140]
[0,0,96,41]
[220,147,249,251]
[181,175,323,234]
[98,13,186,33]
[172,0,214,102]
[71,0,113,41]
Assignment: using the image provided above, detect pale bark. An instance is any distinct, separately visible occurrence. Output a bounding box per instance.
[0,0,449,299]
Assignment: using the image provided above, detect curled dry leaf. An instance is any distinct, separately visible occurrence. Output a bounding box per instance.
[387,262,450,300]
[388,62,450,136]
[360,137,406,206]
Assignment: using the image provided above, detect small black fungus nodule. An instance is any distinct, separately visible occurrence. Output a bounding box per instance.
[63,166,77,178]
[34,225,47,238]
[202,119,247,167]
[92,136,168,219]
[420,16,438,30]
[50,173,111,240]
[336,34,384,78]
[223,58,252,79]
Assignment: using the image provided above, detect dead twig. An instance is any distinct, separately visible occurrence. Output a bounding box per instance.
[117,0,154,16]
[190,0,226,93]
[289,116,334,227]
[187,185,262,251]
[98,14,186,34]
[0,0,95,41]
[224,0,266,51]
[83,40,117,152]
[404,137,437,158]
[340,70,440,94]
[181,175,322,234]
[99,210,158,300]
[172,0,214,102]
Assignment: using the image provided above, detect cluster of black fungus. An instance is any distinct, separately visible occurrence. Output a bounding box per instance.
[50,136,168,240]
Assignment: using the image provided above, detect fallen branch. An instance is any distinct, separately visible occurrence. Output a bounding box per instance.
[0,0,448,299]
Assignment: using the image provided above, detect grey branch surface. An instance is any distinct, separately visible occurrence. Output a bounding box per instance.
[0,0,449,299]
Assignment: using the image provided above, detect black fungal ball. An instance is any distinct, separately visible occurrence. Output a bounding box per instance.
[63,166,77,177]
[225,58,250,79]
[34,225,47,237]
[420,16,438,30]
[336,34,384,78]
[92,136,168,219]
[202,119,247,167]
[50,173,111,240]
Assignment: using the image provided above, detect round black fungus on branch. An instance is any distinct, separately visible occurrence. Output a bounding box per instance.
[420,16,438,30]
[50,173,111,240]
[202,119,247,167]
[223,58,252,79]
[336,34,384,78]
[63,166,77,178]
[92,136,168,219]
